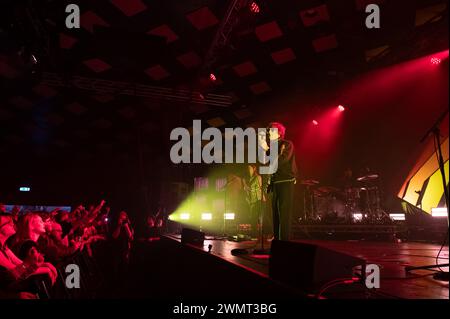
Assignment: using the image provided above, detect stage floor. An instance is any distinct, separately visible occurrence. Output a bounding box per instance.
[165,235,449,299]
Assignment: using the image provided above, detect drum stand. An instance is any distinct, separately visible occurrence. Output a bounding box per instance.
[303,185,315,221]
[343,188,357,223]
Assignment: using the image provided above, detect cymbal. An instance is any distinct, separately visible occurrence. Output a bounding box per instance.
[357,174,379,182]
[301,179,319,186]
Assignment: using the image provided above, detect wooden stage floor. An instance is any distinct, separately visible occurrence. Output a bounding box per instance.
[165,234,449,299]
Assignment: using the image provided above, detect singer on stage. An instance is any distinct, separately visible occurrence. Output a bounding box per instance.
[259,122,298,241]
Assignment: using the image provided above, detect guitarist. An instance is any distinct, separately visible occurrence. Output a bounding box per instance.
[258,122,297,241]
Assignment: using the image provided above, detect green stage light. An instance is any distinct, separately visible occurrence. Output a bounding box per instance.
[171,166,249,234]
[180,213,190,220]
[201,212,212,220]
[224,212,235,220]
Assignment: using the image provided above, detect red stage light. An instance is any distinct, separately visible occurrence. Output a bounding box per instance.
[312,120,319,126]
[338,105,345,112]
[209,73,217,81]
[431,57,441,65]
[249,2,260,13]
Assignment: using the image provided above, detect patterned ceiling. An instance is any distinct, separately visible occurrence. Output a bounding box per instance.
[0,0,448,160]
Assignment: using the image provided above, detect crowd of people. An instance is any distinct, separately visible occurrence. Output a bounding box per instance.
[0,201,164,299]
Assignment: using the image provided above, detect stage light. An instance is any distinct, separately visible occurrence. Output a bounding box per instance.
[431,207,447,217]
[180,213,190,220]
[249,2,260,13]
[430,57,441,65]
[201,212,212,220]
[209,73,217,81]
[389,213,405,221]
[312,120,319,126]
[19,187,31,192]
[224,212,235,220]
[352,213,363,221]
[338,105,345,112]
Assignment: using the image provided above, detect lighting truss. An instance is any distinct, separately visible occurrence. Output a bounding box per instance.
[42,72,233,107]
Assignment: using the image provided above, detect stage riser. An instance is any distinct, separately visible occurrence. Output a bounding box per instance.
[292,232,400,242]
[291,225,446,242]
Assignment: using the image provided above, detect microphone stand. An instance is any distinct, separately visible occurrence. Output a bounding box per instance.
[231,138,272,255]
[405,109,449,281]
[253,176,270,255]
[230,174,270,256]
[217,175,240,240]
[252,137,273,254]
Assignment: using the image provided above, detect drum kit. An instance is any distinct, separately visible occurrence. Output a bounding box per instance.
[301,173,384,222]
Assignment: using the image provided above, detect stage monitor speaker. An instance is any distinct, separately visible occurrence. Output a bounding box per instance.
[269,240,366,293]
[181,228,205,247]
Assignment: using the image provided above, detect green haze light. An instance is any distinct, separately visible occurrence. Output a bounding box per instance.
[180,213,190,220]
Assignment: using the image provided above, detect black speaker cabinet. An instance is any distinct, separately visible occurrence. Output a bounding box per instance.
[269,240,366,293]
[181,228,205,247]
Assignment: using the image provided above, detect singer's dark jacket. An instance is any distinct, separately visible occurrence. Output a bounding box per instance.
[270,138,298,183]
